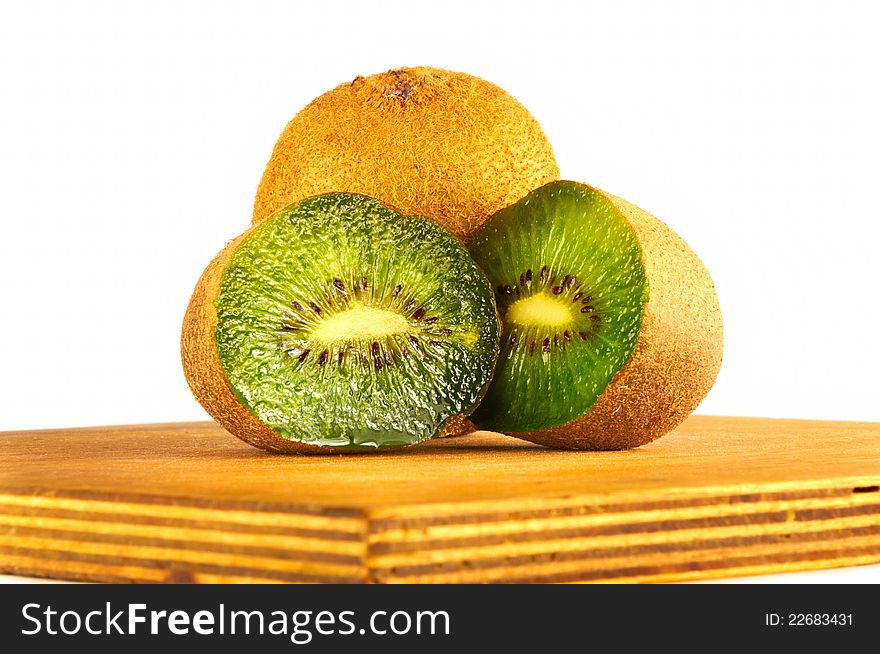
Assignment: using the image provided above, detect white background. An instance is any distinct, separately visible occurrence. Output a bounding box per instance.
[1,1,878,580]
[2,0,879,429]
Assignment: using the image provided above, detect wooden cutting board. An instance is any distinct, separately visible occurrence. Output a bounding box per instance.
[1,415,878,584]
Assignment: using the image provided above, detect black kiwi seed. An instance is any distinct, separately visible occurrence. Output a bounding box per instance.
[439,328,452,335]
[333,279,345,292]
[591,314,601,322]
[579,331,590,340]
[564,330,572,342]
[392,284,402,298]
[409,335,420,348]
[371,342,383,370]
[525,269,532,284]
[292,301,303,311]
[405,299,414,311]
[562,275,571,288]
[504,285,513,295]
[310,302,322,315]
[429,340,443,348]
[425,316,438,324]
[581,305,594,313]
[540,266,548,282]
[413,307,425,320]
[582,295,593,304]
[519,273,525,286]
[298,349,311,362]
[553,335,560,348]
[573,292,582,302]
[567,275,577,289]
[318,350,328,366]
[542,337,551,353]
[509,333,517,347]
[552,286,562,295]
[362,277,369,290]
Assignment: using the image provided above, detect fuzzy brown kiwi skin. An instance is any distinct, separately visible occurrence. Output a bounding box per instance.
[252,66,559,243]
[180,222,487,453]
[506,190,723,451]
[437,415,477,438]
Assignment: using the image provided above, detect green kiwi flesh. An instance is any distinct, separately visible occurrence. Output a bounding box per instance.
[215,193,500,448]
[468,181,648,432]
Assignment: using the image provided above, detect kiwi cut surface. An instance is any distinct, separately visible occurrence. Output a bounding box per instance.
[468,181,723,450]
[253,67,559,242]
[469,182,648,432]
[182,193,500,452]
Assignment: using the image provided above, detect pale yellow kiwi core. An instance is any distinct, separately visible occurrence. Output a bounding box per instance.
[310,303,412,343]
[506,293,573,327]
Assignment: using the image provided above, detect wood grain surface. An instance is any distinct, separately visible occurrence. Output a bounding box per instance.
[1,415,878,583]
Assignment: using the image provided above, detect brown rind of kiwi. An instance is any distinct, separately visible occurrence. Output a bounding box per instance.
[510,191,723,451]
[252,66,559,242]
[436,415,477,438]
[180,226,476,453]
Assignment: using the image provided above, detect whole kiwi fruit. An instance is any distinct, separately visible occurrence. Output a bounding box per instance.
[467,180,723,450]
[182,193,500,452]
[252,66,559,242]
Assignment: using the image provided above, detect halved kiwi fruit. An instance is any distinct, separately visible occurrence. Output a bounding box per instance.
[468,181,723,450]
[182,193,500,452]
[253,67,559,242]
